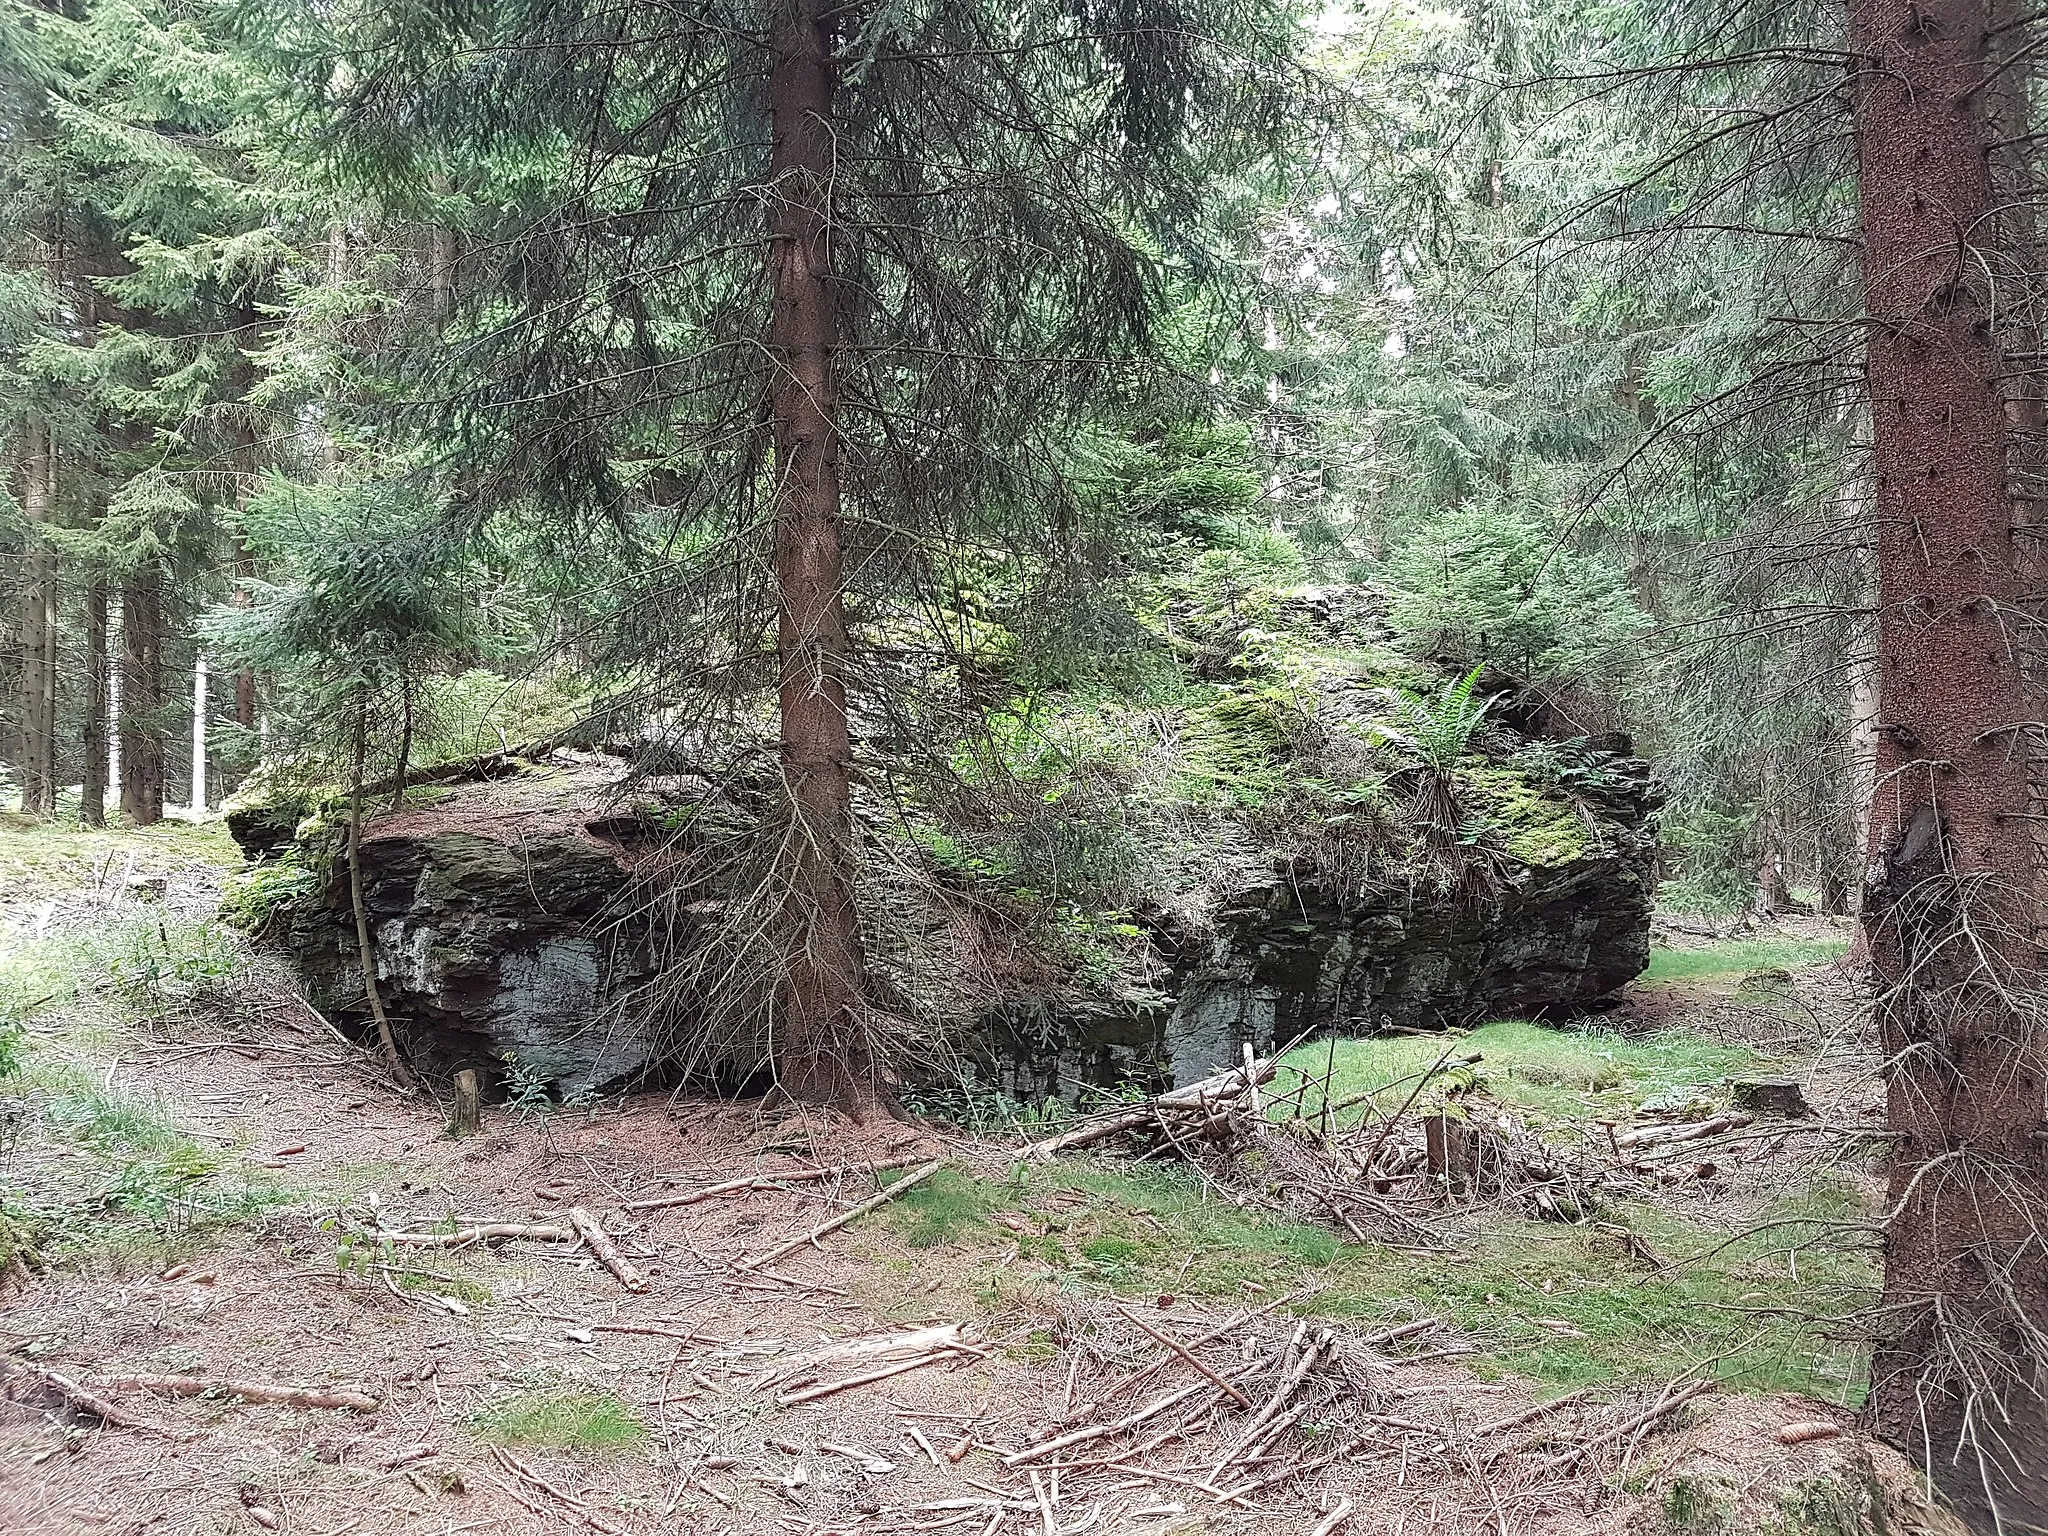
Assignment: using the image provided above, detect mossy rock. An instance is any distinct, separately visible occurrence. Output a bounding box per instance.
[1633,1399,1968,1536]
[1455,764,1593,867]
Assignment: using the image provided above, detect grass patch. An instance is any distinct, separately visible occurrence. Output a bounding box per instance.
[1,1041,287,1274]
[921,1159,1871,1401]
[476,1390,644,1450]
[885,1167,1014,1248]
[1306,1185,1874,1400]
[1642,937,1847,985]
[1275,1019,1760,1126]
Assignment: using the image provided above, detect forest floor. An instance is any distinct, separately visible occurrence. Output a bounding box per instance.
[0,822,1950,1535]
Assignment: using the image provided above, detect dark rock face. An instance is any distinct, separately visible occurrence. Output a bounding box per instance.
[993,740,1663,1094]
[244,754,669,1096]
[242,739,1660,1101]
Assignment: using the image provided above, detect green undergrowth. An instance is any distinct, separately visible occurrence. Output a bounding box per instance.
[883,1160,1872,1402]
[1,1050,288,1274]
[1642,937,1848,985]
[0,913,289,1276]
[476,1389,645,1450]
[0,818,240,909]
[1274,1019,1760,1126]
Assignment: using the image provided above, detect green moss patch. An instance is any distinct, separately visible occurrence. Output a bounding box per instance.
[1643,938,1848,985]
[1276,1020,1760,1124]
[1456,765,1590,866]
[476,1390,644,1450]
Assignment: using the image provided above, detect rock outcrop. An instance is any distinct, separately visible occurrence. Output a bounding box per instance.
[991,735,1662,1094]
[236,731,1660,1101]
[234,752,674,1096]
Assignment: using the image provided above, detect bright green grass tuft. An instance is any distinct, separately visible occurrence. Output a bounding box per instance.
[975,1161,1873,1401]
[885,1167,1015,1248]
[476,1390,644,1450]
[1642,937,1848,984]
[1275,1019,1760,1125]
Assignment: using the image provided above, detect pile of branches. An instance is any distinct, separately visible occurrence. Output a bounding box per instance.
[1025,1044,1757,1245]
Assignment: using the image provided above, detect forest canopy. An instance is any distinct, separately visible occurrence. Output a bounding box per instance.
[5,1,2048,1525]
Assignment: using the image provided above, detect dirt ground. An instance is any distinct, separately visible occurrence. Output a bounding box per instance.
[0,834,1925,1536]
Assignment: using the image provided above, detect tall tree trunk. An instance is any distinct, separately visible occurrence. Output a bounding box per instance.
[80,580,108,827]
[15,423,57,816]
[119,572,165,827]
[764,2,877,1116]
[107,602,120,806]
[189,654,208,815]
[230,318,261,750]
[347,699,410,1085]
[1852,1,2048,1525]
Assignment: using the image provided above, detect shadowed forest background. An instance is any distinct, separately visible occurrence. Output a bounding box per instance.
[2,2,2047,1533]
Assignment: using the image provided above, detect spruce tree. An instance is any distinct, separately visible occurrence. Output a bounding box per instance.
[284,0,1311,1115]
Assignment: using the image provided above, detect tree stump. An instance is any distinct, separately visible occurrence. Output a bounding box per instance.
[450,1069,481,1136]
[1730,1077,1809,1118]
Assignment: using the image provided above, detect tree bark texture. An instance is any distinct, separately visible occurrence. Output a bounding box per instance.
[347,702,411,1086]
[1852,2,2048,1525]
[81,580,108,827]
[119,572,165,827]
[230,327,260,743]
[14,423,57,816]
[762,3,877,1116]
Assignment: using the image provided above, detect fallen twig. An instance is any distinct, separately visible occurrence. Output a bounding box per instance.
[1310,1496,1355,1536]
[373,1221,572,1247]
[1540,1378,1712,1473]
[1114,1305,1251,1407]
[1021,1060,1278,1161]
[1615,1112,1753,1150]
[3,1361,197,1439]
[1210,1327,1330,1478]
[739,1160,943,1271]
[106,1373,379,1412]
[624,1156,926,1213]
[566,1206,649,1292]
[776,1348,975,1407]
[1473,1385,1598,1438]
[769,1324,975,1386]
[1005,1380,1224,1467]
[492,1445,626,1533]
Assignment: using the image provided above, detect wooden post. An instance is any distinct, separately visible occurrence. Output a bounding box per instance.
[450,1069,481,1136]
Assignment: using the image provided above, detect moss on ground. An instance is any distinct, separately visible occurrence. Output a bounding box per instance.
[1275,1019,1760,1125]
[1643,937,1848,984]
[475,1389,644,1449]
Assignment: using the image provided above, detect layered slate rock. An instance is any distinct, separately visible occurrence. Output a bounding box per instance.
[236,752,673,1096]
[1157,738,1659,1084]
[240,733,1660,1101]
[990,734,1662,1095]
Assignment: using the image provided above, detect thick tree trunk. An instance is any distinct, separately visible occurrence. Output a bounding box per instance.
[764,2,877,1116]
[80,581,108,827]
[347,702,411,1086]
[15,423,57,817]
[119,573,165,827]
[189,655,208,815]
[1852,2,2048,1525]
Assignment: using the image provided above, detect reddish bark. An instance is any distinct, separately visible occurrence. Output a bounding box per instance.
[119,572,165,827]
[763,1,878,1116]
[1852,1,2048,1524]
[81,580,108,828]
